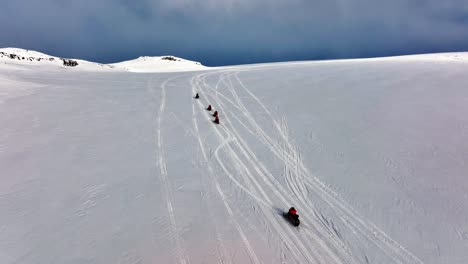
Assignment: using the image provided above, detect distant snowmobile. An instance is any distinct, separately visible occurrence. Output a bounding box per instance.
[206,104,212,111]
[213,116,220,124]
[212,110,218,117]
[194,93,199,99]
[283,207,300,226]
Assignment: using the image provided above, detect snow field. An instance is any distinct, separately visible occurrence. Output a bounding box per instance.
[1,52,468,263]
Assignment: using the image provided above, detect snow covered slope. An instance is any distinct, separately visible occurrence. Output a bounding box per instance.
[0,48,117,71]
[1,51,468,264]
[110,56,207,72]
[0,48,208,72]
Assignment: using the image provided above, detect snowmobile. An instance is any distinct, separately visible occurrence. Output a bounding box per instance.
[283,207,300,226]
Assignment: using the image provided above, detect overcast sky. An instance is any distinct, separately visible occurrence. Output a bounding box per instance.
[1,0,468,66]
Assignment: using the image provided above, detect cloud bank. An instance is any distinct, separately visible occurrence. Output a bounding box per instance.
[1,0,468,65]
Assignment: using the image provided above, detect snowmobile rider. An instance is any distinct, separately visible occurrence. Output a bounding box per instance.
[288,207,297,216]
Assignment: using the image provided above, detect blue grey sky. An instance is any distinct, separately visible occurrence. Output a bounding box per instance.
[1,0,468,66]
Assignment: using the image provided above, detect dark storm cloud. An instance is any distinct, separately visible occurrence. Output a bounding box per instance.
[1,0,468,65]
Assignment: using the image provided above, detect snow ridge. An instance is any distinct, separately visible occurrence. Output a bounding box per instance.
[0,48,207,72]
[110,55,207,73]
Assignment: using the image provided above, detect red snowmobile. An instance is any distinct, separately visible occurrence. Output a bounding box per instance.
[283,207,300,226]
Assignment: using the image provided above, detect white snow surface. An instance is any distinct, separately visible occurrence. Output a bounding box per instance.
[1,50,468,264]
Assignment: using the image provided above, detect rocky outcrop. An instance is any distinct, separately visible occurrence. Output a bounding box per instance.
[1,50,77,67]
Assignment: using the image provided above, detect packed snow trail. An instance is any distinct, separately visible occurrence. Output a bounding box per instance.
[153,76,190,264]
[188,70,423,264]
[2,55,468,263]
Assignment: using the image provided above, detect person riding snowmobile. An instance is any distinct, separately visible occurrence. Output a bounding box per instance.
[288,207,297,216]
[284,207,300,226]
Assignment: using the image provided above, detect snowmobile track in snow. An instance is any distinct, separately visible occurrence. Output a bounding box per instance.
[153,76,190,264]
[191,72,262,264]
[193,71,344,264]
[185,69,423,264]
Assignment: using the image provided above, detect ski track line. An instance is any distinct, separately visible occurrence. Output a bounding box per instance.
[205,70,416,264]
[198,70,420,264]
[209,74,333,263]
[214,124,322,264]
[195,73,271,208]
[260,111,418,264]
[146,76,161,254]
[232,72,423,264]
[200,73,277,207]
[194,71,286,262]
[221,89,349,263]
[224,73,309,204]
[215,72,350,264]
[156,76,190,264]
[197,72,324,264]
[213,136,263,264]
[200,72,320,264]
[231,73,310,200]
[218,74,330,217]
[205,72,354,263]
[193,73,256,262]
[190,73,231,264]
[210,124,315,264]
[191,72,263,264]
[230,72,403,262]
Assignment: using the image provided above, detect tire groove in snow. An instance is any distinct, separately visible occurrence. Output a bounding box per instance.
[199,69,422,264]
[233,71,423,264]
[213,72,345,264]
[197,72,321,263]
[191,72,262,264]
[205,72,352,263]
[155,76,190,264]
[190,73,231,264]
